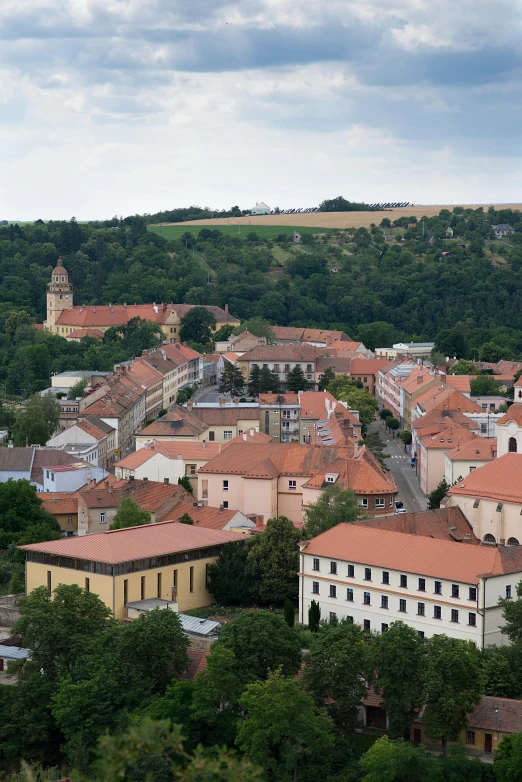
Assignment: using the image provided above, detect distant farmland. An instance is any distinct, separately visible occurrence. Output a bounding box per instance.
[151,204,522,234]
[148,223,334,241]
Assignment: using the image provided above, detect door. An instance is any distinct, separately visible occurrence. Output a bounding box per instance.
[484,733,492,753]
[413,729,422,745]
[0,658,4,672]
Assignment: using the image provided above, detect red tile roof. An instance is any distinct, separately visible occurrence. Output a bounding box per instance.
[349,358,392,375]
[444,375,472,393]
[191,407,260,426]
[418,425,478,450]
[68,328,104,340]
[468,697,522,734]
[447,453,522,504]
[37,492,79,516]
[359,506,478,543]
[240,345,318,362]
[302,446,397,495]
[199,442,349,478]
[56,304,238,329]
[162,501,248,530]
[137,407,208,439]
[298,391,336,420]
[258,393,299,406]
[445,438,497,462]
[224,429,273,446]
[115,440,222,469]
[79,476,188,514]
[496,404,522,426]
[300,524,522,583]
[19,519,245,564]
[182,648,210,680]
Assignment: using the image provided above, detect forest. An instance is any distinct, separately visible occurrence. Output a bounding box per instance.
[0,206,522,402]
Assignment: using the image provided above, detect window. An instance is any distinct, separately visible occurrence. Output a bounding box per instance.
[509,437,517,453]
[173,570,177,589]
[187,464,196,475]
[67,514,73,525]
[417,602,425,616]
[469,586,477,601]
[451,584,460,598]
[312,581,319,594]
[359,498,368,509]
[451,609,459,623]
[346,616,353,624]
[434,581,442,595]
[506,585,512,599]
[400,574,408,588]
[347,564,355,578]
[223,480,229,491]
[330,585,337,598]
[469,466,476,472]
[313,558,320,571]
[329,612,337,623]
[382,571,390,585]
[434,605,442,619]
[284,364,290,372]
[364,591,371,605]
[289,480,297,490]
[141,576,145,600]
[307,364,313,373]
[100,512,106,524]
[363,619,371,631]
[85,577,90,592]
[508,537,520,547]
[399,599,407,613]
[274,364,280,372]
[466,731,475,745]
[46,470,49,479]
[189,566,194,593]
[375,498,385,508]
[124,579,128,605]
[223,501,229,509]
[484,534,496,544]
[223,430,233,440]
[47,571,52,594]
[326,475,335,483]
[330,561,337,575]
[381,623,389,633]
[418,578,426,592]
[418,631,425,639]
[468,612,477,626]
[389,496,394,506]
[157,572,162,598]
[347,588,354,601]
[381,595,388,609]
[364,567,372,581]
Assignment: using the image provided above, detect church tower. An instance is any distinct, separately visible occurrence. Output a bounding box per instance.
[46,261,73,331]
[496,376,522,457]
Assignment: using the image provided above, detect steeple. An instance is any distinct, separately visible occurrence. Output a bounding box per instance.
[46,260,73,331]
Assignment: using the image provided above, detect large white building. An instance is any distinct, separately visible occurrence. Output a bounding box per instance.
[299,523,522,647]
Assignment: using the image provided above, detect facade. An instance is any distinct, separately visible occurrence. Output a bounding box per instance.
[237,344,318,387]
[251,201,271,215]
[45,417,116,469]
[37,492,79,536]
[258,393,301,443]
[215,330,265,354]
[496,390,522,457]
[494,224,515,238]
[377,361,415,419]
[298,523,522,646]
[375,342,435,360]
[444,438,497,486]
[82,374,146,457]
[20,522,245,618]
[416,425,480,495]
[114,359,163,422]
[44,264,239,339]
[349,358,392,396]
[162,501,257,532]
[0,447,103,491]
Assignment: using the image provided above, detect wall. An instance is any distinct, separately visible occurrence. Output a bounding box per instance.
[25,563,115,613]
[411,720,506,754]
[277,475,307,522]
[444,456,491,486]
[445,494,522,546]
[418,447,447,495]
[243,476,277,520]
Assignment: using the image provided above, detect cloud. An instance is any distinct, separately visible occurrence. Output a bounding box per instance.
[0,0,521,218]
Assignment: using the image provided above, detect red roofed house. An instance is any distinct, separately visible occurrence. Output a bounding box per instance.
[44,263,239,341]
[349,358,394,396]
[299,522,522,646]
[114,359,163,422]
[162,500,256,532]
[444,438,497,485]
[45,415,117,469]
[20,520,246,617]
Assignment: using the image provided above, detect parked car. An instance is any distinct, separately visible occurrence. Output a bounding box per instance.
[394,508,407,515]
[394,500,404,509]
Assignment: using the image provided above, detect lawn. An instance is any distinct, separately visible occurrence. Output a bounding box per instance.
[148,223,334,241]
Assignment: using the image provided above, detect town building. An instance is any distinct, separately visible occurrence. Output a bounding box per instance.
[37,492,79,536]
[44,263,239,339]
[237,345,318,387]
[271,327,358,349]
[45,416,116,469]
[251,201,271,215]
[19,522,245,618]
[214,330,265,354]
[348,358,393,396]
[298,522,522,646]
[0,447,105,492]
[114,359,163,422]
[82,374,146,457]
[258,393,301,443]
[494,224,515,238]
[162,501,256,533]
[444,438,497,486]
[416,424,480,495]
[375,342,435,360]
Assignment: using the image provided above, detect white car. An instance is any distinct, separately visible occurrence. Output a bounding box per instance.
[394,508,407,515]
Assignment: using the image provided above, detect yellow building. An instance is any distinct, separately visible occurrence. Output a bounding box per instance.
[19,522,245,619]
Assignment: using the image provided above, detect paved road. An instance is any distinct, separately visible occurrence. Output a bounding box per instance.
[368,419,427,513]
[197,390,221,403]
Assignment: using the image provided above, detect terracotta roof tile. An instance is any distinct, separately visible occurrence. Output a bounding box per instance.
[182,648,210,680]
[78,476,188,514]
[302,446,397,495]
[137,407,208,439]
[240,345,318,362]
[448,453,522,504]
[497,404,522,426]
[37,492,79,516]
[162,501,245,529]
[468,697,522,734]
[258,393,299,406]
[68,328,104,339]
[191,407,260,426]
[300,524,521,583]
[445,438,497,462]
[359,506,478,543]
[199,442,347,477]
[445,375,472,393]
[19,519,244,564]
[419,425,478,450]
[349,358,393,375]
[56,304,238,329]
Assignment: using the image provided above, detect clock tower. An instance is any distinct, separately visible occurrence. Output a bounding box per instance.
[46,261,73,331]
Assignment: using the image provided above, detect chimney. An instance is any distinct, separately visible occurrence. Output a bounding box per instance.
[164,477,169,486]
[129,475,134,482]
[225,304,229,314]
[250,428,254,436]
[219,504,224,513]
[243,433,247,441]
[143,476,148,483]
[177,453,183,460]
[150,442,155,450]
[202,440,206,448]
[108,484,113,495]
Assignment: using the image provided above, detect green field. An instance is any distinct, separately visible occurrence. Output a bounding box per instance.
[148,223,334,241]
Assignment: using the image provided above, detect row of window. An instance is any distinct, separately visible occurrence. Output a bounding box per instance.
[314,560,478,600]
[27,546,225,574]
[328,614,416,635]
[252,363,314,373]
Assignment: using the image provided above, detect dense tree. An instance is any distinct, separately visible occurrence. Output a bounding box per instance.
[386,416,400,436]
[304,620,367,732]
[435,328,467,358]
[177,474,194,494]
[179,307,216,344]
[359,735,434,781]
[68,379,87,399]
[218,362,245,395]
[367,621,424,738]
[449,358,477,375]
[12,404,50,446]
[4,310,34,339]
[494,732,522,782]
[427,478,449,510]
[308,599,321,632]
[304,483,360,538]
[247,364,262,397]
[236,669,334,781]
[109,497,151,530]
[499,580,522,643]
[217,610,302,680]
[259,365,280,393]
[479,341,504,363]
[0,479,61,549]
[246,516,301,604]
[236,317,277,344]
[470,374,502,395]
[283,599,295,627]
[178,512,194,525]
[318,366,335,391]
[334,385,378,428]
[422,635,484,755]
[286,364,309,392]
[207,541,252,605]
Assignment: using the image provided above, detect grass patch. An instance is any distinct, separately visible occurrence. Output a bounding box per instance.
[148,224,334,241]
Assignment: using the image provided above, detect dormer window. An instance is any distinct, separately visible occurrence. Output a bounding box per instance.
[325,472,338,484]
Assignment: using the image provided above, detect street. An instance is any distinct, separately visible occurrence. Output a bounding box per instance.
[368,419,427,513]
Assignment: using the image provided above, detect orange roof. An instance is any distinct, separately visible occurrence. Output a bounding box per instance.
[137,407,208,439]
[162,501,247,530]
[68,328,104,339]
[122,359,163,389]
[302,446,396,495]
[240,345,317,362]
[360,506,478,543]
[412,401,481,432]
[497,405,522,426]
[114,449,157,470]
[56,304,238,329]
[445,375,472,393]
[258,393,299,406]
[153,440,222,460]
[445,438,497,462]
[222,352,239,363]
[448,454,522,504]
[78,476,187,514]
[414,383,451,411]
[418,425,478,450]
[349,358,392,375]
[19,519,244,564]
[75,419,109,440]
[224,429,273,446]
[299,391,337,420]
[300,524,522,583]
[199,442,349,478]
[37,492,79,516]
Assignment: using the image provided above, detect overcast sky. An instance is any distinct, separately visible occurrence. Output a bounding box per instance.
[1,0,521,220]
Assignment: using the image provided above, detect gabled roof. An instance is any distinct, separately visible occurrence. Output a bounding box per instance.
[300,524,522,583]
[240,344,318,362]
[447,453,522,504]
[137,407,208,439]
[359,506,478,543]
[31,450,81,484]
[349,358,393,375]
[224,429,273,446]
[78,476,188,514]
[444,375,472,393]
[298,391,337,420]
[37,492,79,516]
[198,442,348,478]
[68,328,104,339]
[191,407,260,426]
[445,438,497,462]
[19,519,244,564]
[162,501,252,530]
[468,697,522,733]
[0,448,34,472]
[302,446,397,495]
[56,304,238,328]
[496,404,522,426]
[418,425,478,450]
[258,393,299,406]
[315,356,353,374]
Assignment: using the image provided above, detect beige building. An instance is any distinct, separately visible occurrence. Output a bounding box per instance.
[135,404,260,447]
[444,438,497,486]
[416,425,480,495]
[19,522,245,618]
[44,263,239,340]
[237,344,318,387]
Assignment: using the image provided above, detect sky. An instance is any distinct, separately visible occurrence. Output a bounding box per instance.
[1,0,521,220]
